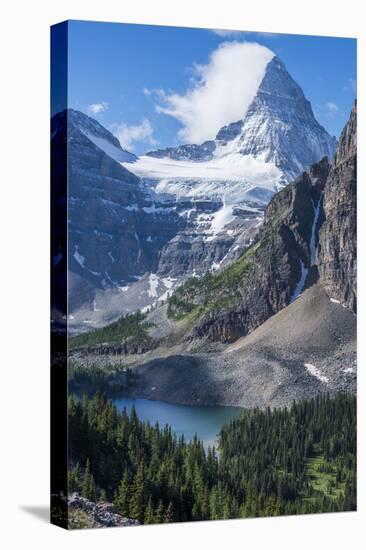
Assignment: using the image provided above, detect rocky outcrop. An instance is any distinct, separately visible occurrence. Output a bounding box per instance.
[68,494,139,529]
[70,337,156,357]
[147,140,216,161]
[317,102,357,312]
[169,158,330,342]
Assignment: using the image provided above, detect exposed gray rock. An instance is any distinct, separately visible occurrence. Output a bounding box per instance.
[147,140,216,161]
[318,102,357,312]
[68,493,139,529]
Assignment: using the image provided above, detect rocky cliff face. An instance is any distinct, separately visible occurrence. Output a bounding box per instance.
[317,102,357,312]
[146,140,216,162]
[169,158,330,342]
[155,199,262,278]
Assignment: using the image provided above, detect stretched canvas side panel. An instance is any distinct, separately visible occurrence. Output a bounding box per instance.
[50,20,69,529]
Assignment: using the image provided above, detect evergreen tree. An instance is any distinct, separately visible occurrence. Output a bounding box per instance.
[81,458,96,501]
[68,392,356,523]
[155,500,164,524]
[114,470,130,516]
[68,462,81,493]
[164,501,174,523]
[129,460,146,523]
[144,496,155,524]
[99,489,107,502]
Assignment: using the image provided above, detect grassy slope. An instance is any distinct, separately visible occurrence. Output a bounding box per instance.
[167,246,257,321]
[303,445,346,502]
[69,311,152,349]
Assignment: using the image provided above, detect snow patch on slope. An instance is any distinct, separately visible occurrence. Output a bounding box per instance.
[206,203,235,241]
[80,129,136,163]
[290,260,308,303]
[304,363,329,384]
[147,273,159,298]
[125,154,283,211]
[310,195,322,266]
[73,246,85,268]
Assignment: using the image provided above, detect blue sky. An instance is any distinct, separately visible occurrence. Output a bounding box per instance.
[65,20,356,154]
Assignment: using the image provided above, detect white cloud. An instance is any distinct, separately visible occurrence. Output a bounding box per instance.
[152,41,274,143]
[211,29,279,39]
[325,101,339,115]
[211,29,245,38]
[87,102,109,114]
[113,119,157,151]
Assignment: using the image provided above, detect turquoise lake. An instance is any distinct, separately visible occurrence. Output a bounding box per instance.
[112,397,243,449]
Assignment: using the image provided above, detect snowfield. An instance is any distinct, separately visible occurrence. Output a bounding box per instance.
[127,152,282,186]
[123,153,284,225]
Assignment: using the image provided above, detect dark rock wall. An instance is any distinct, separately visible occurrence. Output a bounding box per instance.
[318,103,357,313]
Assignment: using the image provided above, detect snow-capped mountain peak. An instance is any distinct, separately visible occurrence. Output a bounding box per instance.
[214,56,337,179]
[146,56,337,181]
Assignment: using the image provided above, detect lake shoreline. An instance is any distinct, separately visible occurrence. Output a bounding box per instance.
[112,396,244,449]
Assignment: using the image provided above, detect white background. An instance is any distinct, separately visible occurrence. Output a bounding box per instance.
[0,0,364,548]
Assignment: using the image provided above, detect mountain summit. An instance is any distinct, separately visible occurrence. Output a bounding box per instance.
[215,56,337,179]
[147,56,337,181]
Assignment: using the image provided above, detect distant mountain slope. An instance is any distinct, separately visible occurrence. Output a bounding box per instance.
[51,109,183,328]
[66,109,137,163]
